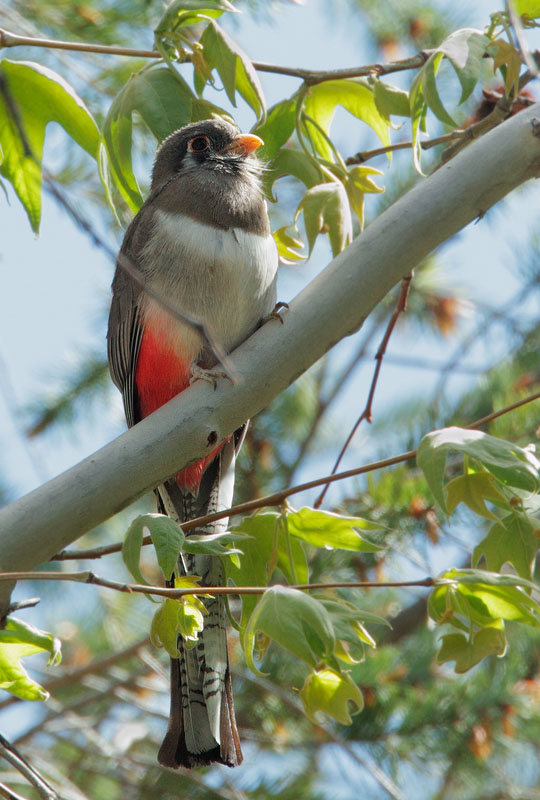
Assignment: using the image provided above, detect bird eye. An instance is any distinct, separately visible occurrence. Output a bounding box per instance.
[188,136,210,153]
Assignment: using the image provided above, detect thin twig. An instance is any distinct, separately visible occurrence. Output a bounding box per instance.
[53,384,540,562]
[0,28,430,85]
[0,783,30,800]
[314,273,413,508]
[0,571,436,599]
[346,130,466,165]
[0,734,58,800]
[53,448,417,561]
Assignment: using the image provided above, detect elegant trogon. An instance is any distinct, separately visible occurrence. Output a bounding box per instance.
[107,119,278,768]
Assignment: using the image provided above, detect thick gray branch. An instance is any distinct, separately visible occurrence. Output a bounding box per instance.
[1,104,540,614]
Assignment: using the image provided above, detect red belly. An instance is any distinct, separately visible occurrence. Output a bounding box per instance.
[135,326,224,494]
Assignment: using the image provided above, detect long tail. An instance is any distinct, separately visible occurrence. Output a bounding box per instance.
[157,432,244,769]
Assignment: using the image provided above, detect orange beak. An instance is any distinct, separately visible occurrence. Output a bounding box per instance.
[225,133,264,157]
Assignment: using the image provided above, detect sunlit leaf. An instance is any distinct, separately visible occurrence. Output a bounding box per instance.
[182,530,247,556]
[264,148,324,199]
[300,667,364,725]
[273,225,306,263]
[285,507,381,552]
[303,79,389,162]
[155,0,238,36]
[346,165,384,225]
[253,98,296,160]
[0,618,61,700]
[373,80,410,120]
[0,59,99,232]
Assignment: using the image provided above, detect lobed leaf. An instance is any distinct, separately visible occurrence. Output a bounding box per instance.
[417,427,540,512]
[0,618,61,701]
[300,667,364,725]
[264,148,324,199]
[437,627,506,673]
[295,181,353,256]
[445,472,508,522]
[473,514,539,579]
[199,21,265,119]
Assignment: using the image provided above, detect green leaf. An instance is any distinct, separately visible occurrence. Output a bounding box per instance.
[264,148,324,199]
[408,30,487,170]
[346,165,384,225]
[438,28,489,104]
[0,618,61,700]
[437,627,506,673]
[253,98,296,161]
[182,530,248,556]
[373,80,410,120]
[102,65,194,212]
[273,225,306,263]
[433,568,540,628]
[190,98,235,124]
[473,514,539,579]
[317,597,388,663]
[515,0,540,18]
[122,515,152,588]
[300,667,364,724]
[417,427,540,512]
[244,586,335,674]
[155,0,238,35]
[0,59,99,232]
[227,512,308,631]
[122,512,184,593]
[151,577,208,655]
[445,472,508,521]
[285,507,381,552]
[151,598,181,657]
[303,79,389,162]
[199,21,265,119]
[145,514,185,580]
[423,52,457,127]
[295,182,353,256]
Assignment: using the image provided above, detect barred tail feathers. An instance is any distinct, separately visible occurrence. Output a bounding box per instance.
[157,433,244,769]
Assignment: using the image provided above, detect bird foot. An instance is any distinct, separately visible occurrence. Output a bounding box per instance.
[189,363,233,390]
[262,301,289,325]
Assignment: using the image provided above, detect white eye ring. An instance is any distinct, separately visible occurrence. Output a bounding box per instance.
[188,135,210,153]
